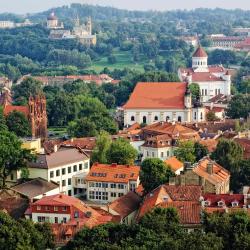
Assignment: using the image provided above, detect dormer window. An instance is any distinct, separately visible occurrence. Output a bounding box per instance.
[204,200,210,206]
[218,200,225,207]
[231,201,239,207]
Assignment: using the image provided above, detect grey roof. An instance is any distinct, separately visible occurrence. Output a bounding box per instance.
[12,178,59,199]
[28,146,89,169]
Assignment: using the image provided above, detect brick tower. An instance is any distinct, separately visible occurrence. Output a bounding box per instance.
[28,94,47,140]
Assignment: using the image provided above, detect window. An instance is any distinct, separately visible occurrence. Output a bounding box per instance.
[102,183,108,188]
[37,206,41,211]
[102,192,108,200]
[200,112,203,120]
[68,166,71,174]
[95,182,101,188]
[96,191,102,200]
[79,164,82,171]
[118,193,123,197]
[68,178,71,185]
[55,217,58,223]
[178,116,182,122]
[10,173,14,180]
[167,151,170,157]
[205,89,208,96]
[62,206,67,211]
[166,116,170,121]
[73,165,77,172]
[154,116,158,121]
[62,168,66,175]
[63,217,67,223]
[201,89,204,96]
[131,116,135,121]
[38,216,45,223]
[50,171,54,178]
[111,183,116,189]
[74,211,79,218]
[232,201,239,207]
[54,206,58,212]
[45,206,50,211]
[62,180,66,186]
[89,182,95,187]
[130,183,136,191]
[194,112,197,120]
[118,184,124,189]
[146,151,149,157]
[143,116,147,124]
[84,162,89,169]
[111,192,117,197]
[152,152,155,157]
[56,170,60,177]
[89,191,95,199]
[161,152,164,158]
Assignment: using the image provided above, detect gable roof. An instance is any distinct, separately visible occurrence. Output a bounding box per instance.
[165,157,184,172]
[193,157,230,185]
[28,147,89,169]
[86,163,140,183]
[12,178,59,199]
[193,46,208,58]
[109,192,142,218]
[123,82,187,109]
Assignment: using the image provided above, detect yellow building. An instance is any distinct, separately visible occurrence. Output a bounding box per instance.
[21,138,41,154]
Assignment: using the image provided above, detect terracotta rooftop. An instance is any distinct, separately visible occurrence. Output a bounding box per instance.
[85,163,140,184]
[193,46,208,58]
[12,178,59,199]
[234,138,250,159]
[142,134,172,148]
[137,185,202,220]
[109,191,142,219]
[61,137,96,151]
[123,82,187,109]
[165,156,184,172]
[158,201,201,225]
[193,157,230,185]
[28,147,89,169]
[199,139,218,153]
[3,105,29,117]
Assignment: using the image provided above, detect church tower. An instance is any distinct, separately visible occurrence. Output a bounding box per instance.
[86,17,92,35]
[192,45,209,72]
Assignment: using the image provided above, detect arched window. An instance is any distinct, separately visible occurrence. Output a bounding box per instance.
[154,116,158,121]
[166,116,170,121]
[194,112,197,120]
[131,116,135,121]
[200,112,203,120]
[143,116,147,124]
[178,116,182,122]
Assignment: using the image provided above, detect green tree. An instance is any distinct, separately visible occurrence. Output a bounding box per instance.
[107,138,138,165]
[12,77,42,105]
[91,131,112,164]
[174,141,196,164]
[107,54,117,64]
[6,111,31,137]
[189,83,200,103]
[206,111,218,121]
[227,94,250,119]
[0,130,33,188]
[140,158,175,193]
[0,106,7,131]
[211,139,243,172]
[194,142,209,161]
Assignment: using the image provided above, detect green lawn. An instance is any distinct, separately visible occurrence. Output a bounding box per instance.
[48,127,67,138]
[88,49,146,72]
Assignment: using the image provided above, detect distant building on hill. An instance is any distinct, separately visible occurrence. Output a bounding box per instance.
[122,82,205,126]
[47,12,64,29]
[178,45,231,102]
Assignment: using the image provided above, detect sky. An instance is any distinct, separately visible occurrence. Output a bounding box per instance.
[0,0,250,14]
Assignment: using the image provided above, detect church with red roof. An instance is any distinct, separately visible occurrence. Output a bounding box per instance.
[178,45,231,102]
[122,82,205,126]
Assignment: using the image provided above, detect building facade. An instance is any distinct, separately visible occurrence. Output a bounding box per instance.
[178,46,231,102]
[73,163,140,203]
[123,82,205,126]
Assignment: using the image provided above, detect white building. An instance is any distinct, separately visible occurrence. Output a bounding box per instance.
[178,46,231,102]
[73,163,140,204]
[47,12,64,29]
[0,21,15,29]
[123,82,205,126]
[28,146,90,196]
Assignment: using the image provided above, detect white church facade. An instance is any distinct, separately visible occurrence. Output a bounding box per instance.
[122,82,205,127]
[178,46,231,102]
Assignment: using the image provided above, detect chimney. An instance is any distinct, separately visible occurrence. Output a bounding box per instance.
[54,144,58,153]
[207,162,213,174]
[70,138,74,143]
[85,211,92,218]
[184,162,192,171]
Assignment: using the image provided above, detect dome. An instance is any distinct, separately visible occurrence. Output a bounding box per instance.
[193,46,208,58]
[47,12,58,21]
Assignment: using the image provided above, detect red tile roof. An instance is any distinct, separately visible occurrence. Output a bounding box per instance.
[193,46,208,57]
[137,185,202,220]
[193,157,230,185]
[165,157,184,172]
[61,137,96,151]
[123,82,187,109]
[86,163,140,183]
[109,192,142,219]
[158,201,201,225]
[203,194,245,208]
[3,105,29,117]
[199,139,218,153]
